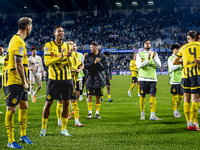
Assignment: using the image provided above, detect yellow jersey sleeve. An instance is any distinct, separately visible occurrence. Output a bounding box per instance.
[44,42,62,66]
[15,41,25,57]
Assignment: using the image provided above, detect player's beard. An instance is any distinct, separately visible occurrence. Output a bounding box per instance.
[27,29,30,37]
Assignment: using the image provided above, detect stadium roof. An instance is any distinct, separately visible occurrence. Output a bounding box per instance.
[0,0,198,14]
[0,0,196,14]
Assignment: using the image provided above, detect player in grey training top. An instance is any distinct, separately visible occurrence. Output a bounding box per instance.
[28,47,45,102]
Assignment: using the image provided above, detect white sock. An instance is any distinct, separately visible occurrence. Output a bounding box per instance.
[141,111,145,115]
[174,111,177,116]
[75,119,79,124]
[188,122,193,127]
[30,86,34,98]
[34,86,42,95]
[96,111,99,115]
[89,110,92,114]
[150,112,155,118]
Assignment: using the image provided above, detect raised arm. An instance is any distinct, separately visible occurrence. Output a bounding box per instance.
[168,58,181,71]
[152,52,161,68]
[136,53,149,69]
[44,43,62,66]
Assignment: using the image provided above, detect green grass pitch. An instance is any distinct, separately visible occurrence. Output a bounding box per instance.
[0,75,199,150]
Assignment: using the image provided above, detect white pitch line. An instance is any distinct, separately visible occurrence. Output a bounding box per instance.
[0,95,46,107]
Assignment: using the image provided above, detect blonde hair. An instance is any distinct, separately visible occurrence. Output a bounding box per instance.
[18,17,32,30]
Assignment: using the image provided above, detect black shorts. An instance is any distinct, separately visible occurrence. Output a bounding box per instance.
[181,76,200,94]
[46,79,73,101]
[132,77,138,83]
[171,84,183,94]
[139,81,157,96]
[87,87,103,96]
[106,78,111,86]
[76,80,80,91]
[4,84,27,106]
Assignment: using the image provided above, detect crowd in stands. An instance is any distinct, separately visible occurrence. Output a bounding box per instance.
[0,8,199,71]
[0,8,199,50]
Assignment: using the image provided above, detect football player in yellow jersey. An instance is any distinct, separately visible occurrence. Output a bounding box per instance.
[39,26,73,137]
[0,44,4,106]
[56,41,84,127]
[128,53,140,97]
[3,17,33,149]
[195,32,200,115]
[173,30,200,131]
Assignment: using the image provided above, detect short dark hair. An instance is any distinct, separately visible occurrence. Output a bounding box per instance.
[53,25,63,32]
[187,30,196,39]
[143,40,150,46]
[196,32,200,41]
[90,41,98,47]
[83,52,88,54]
[103,52,110,57]
[18,17,32,30]
[0,44,4,48]
[171,43,181,51]
[31,47,37,51]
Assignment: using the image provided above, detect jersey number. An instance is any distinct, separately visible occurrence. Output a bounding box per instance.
[189,47,196,58]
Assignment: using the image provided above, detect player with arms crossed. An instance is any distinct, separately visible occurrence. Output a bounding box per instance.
[28,47,45,103]
[3,17,33,149]
[173,30,200,130]
[168,44,183,118]
[39,26,73,136]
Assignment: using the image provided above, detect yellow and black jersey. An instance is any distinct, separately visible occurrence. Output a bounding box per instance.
[177,41,200,78]
[2,34,28,86]
[71,51,81,81]
[44,41,73,81]
[129,59,138,77]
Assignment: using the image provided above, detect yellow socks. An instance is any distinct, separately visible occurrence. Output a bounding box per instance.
[137,84,140,94]
[18,109,27,137]
[87,102,92,114]
[62,117,68,130]
[72,102,79,120]
[184,102,190,123]
[139,97,145,111]
[150,96,156,113]
[56,103,62,120]
[172,95,177,111]
[190,102,198,124]
[177,95,183,110]
[108,95,111,99]
[129,84,135,91]
[5,111,15,143]
[95,104,101,114]
[69,101,71,115]
[42,118,48,129]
